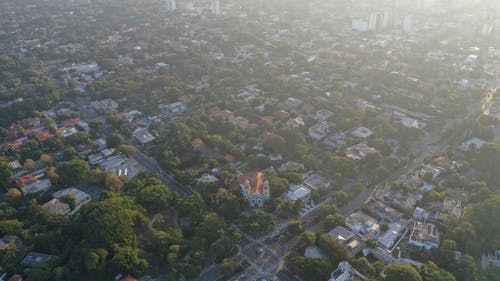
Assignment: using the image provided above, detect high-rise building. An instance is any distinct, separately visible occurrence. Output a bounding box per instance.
[368,13,385,31]
[166,0,176,12]
[403,15,413,33]
[212,0,220,15]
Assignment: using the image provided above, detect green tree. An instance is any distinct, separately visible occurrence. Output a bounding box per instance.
[475,142,500,185]
[117,144,137,156]
[110,246,148,276]
[0,162,13,190]
[106,133,123,148]
[264,135,286,154]
[287,220,303,235]
[420,261,456,281]
[104,173,124,192]
[268,175,289,198]
[324,213,345,231]
[210,236,235,262]
[57,159,90,186]
[218,194,241,221]
[0,219,24,236]
[315,233,348,265]
[196,213,226,245]
[384,263,422,281]
[78,197,143,249]
[464,196,500,255]
[136,184,178,212]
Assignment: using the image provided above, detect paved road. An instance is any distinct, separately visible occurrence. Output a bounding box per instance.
[228,98,485,281]
[133,150,195,197]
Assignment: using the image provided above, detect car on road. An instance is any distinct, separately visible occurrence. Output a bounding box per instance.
[256,247,263,254]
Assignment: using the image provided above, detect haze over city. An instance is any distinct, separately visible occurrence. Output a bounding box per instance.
[0,1,499,281]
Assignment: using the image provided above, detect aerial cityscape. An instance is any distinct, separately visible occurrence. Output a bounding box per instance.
[0,0,499,281]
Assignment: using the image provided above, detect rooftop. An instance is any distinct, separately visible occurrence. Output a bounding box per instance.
[328,226,354,243]
[20,252,56,267]
[235,171,268,196]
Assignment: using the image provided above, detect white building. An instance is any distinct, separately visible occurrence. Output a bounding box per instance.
[481,250,500,269]
[212,0,220,15]
[459,137,486,151]
[43,187,92,215]
[328,262,360,281]
[235,172,270,208]
[403,15,413,33]
[132,127,156,147]
[408,221,440,250]
[286,185,311,203]
[21,179,52,195]
[308,122,331,141]
[166,0,176,11]
[345,211,380,240]
[352,19,368,32]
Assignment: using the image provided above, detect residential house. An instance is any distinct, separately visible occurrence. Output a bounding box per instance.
[118,275,137,281]
[286,116,305,129]
[459,137,486,151]
[43,188,91,215]
[16,174,38,187]
[88,148,115,165]
[350,126,374,139]
[90,99,118,112]
[0,137,29,153]
[324,132,348,149]
[481,250,500,269]
[122,110,143,123]
[235,172,270,208]
[303,173,331,191]
[159,102,187,118]
[308,121,331,141]
[21,117,41,129]
[316,109,334,121]
[42,199,71,215]
[413,207,430,221]
[285,185,311,203]
[346,141,378,160]
[9,160,24,177]
[196,174,219,185]
[408,221,440,250]
[279,161,305,173]
[7,274,23,281]
[132,127,156,148]
[279,97,303,111]
[328,261,366,281]
[229,116,250,130]
[100,154,131,176]
[345,211,380,240]
[377,220,408,251]
[441,198,464,218]
[16,175,51,195]
[304,245,327,260]
[31,130,54,144]
[20,252,56,268]
[76,121,90,131]
[328,226,364,255]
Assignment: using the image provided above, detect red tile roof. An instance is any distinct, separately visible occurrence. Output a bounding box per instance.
[16,174,38,187]
[119,275,137,281]
[59,117,80,128]
[191,138,205,151]
[32,130,54,143]
[235,171,266,195]
[8,274,23,281]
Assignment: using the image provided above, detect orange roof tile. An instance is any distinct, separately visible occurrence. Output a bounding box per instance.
[235,171,266,195]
